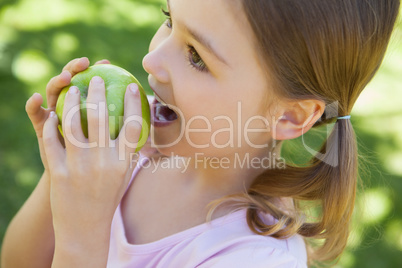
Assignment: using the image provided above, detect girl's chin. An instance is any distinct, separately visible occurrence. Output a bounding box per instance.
[149,123,184,152]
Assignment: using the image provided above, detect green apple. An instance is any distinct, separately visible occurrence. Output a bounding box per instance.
[55,64,150,151]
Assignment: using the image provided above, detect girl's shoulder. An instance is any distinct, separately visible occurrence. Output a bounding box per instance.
[109,207,307,268]
[192,210,308,268]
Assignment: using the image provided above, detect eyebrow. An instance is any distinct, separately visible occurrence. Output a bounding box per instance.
[167,0,229,66]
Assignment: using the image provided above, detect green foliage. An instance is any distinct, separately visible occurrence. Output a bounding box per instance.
[1,1,401,267]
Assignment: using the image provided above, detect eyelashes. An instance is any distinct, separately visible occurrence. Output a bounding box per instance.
[161,8,208,73]
[162,9,172,28]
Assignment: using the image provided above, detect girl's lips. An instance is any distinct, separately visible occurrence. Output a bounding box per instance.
[149,84,165,104]
[154,94,167,106]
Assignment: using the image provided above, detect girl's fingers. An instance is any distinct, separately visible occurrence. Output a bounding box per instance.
[25,93,48,129]
[26,93,49,136]
[46,70,72,109]
[86,76,110,144]
[62,57,90,77]
[117,84,145,161]
[47,58,93,109]
[43,111,65,171]
[62,86,87,150]
[94,59,111,65]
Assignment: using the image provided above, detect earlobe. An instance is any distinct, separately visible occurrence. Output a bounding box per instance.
[271,99,325,141]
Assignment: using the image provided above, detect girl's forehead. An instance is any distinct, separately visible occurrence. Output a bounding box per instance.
[169,0,249,38]
[170,0,258,66]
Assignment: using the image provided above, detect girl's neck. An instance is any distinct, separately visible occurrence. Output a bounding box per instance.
[179,145,283,198]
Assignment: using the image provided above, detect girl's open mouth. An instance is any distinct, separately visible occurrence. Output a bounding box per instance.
[151,97,178,127]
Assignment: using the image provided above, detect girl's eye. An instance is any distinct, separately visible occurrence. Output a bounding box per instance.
[187,45,208,72]
[161,9,208,73]
[161,9,172,28]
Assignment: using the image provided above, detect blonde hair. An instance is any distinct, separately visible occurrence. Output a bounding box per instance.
[207,0,400,266]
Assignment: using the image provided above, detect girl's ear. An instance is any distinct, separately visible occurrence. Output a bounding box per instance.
[271,99,325,141]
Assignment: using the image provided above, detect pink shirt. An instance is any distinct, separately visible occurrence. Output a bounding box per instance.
[107,156,307,268]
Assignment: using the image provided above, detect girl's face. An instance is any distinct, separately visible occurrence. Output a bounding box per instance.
[143,0,276,158]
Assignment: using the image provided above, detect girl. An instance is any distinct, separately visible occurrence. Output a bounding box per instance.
[2,0,400,267]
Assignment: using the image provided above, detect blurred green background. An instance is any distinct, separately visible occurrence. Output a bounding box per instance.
[0,0,401,267]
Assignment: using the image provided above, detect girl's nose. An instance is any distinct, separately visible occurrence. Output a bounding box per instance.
[142,48,170,84]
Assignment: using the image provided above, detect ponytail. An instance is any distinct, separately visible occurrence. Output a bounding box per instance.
[207,117,359,263]
[247,117,358,263]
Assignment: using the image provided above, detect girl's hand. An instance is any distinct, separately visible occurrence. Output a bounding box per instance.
[25,58,110,171]
[42,77,143,266]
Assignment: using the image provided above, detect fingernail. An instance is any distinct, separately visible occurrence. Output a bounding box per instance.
[91,76,103,84]
[49,111,56,118]
[69,86,79,94]
[129,84,139,94]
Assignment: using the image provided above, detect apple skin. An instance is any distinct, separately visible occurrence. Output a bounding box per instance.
[55,64,150,151]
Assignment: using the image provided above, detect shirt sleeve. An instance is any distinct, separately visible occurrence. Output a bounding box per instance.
[195,247,307,268]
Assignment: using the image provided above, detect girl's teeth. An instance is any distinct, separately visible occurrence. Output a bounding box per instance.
[156,106,168,122]
[155,103,178,122]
